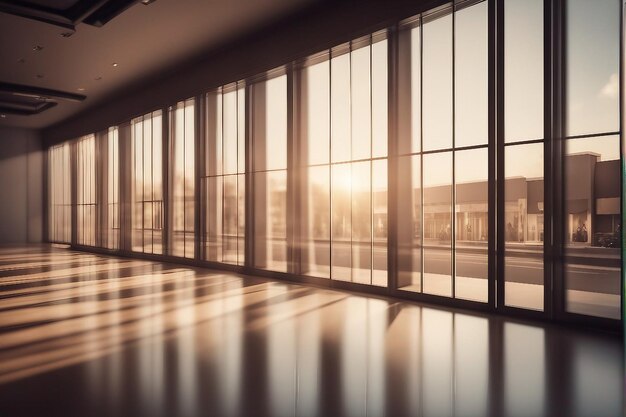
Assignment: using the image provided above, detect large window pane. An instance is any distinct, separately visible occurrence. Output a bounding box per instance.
[203,85,245,265]
[253,75,287,171]
[331,52,351,163]
[49,143,71,243]
[302,165,330,278]
[455,1,488,148]
[504,0,543,142]
[332,163,352,280]
[423,152,452,296]
[504,143,544,310]
[423,12,453,151]
[303,60,330,166]
[351,45,372,160]
[351,160,372,284]
[372,159,388,286]
[254,171,287,272]
[77,134,96,247]
[455,148,488,302]
[170,99,195,258]
[564,135,621,319]
[372,39,388,158]
[566,0,620,136]
[131,111,163,255]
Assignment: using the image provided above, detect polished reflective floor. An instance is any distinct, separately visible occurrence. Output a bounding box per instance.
[0,245,622,417]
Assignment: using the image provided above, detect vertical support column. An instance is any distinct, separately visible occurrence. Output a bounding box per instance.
[119,122,132,252]
[287,65,299,275]
[389,23,402,291]
[545,0,565,319]
[43,147,49,243]
[195,95,204,261]
[70,139,77,246]
[250,82,267,270]
[163,107,171,256]
[495,0,506,309]
[488,0,497,308]
[244,84,256,269]
[297,62,310,275]
[97,130,108,249]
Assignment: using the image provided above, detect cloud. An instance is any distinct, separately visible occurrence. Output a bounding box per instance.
[600,73,619,99]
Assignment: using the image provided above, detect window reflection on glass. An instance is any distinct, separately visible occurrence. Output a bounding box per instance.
[564,135,621,319]
[203,84,245,265]
[455,149,488,302]
[77,134,96,247]
[504,143,544,311]
[131,110,163,255]
[48,143,71,243]
[566,0,620,136]
[423,11,453,151]
[423,152,453,297]
[504,0,543,143]
[170,99,195,258]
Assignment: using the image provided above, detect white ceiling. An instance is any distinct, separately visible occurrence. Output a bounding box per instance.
[0,0,315,129]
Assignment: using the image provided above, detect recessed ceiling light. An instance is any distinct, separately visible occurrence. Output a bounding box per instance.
[141,0,156,4]
[95,76,102,81]
[78,87,85,91]
[112,62,118,67]
[32,45,43,52]
[0,115,6,118]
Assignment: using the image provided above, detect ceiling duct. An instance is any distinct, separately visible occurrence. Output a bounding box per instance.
[0,0,146,30]
[0,82,86,116]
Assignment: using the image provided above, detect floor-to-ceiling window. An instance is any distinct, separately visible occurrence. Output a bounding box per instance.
[503,0,545,311]
[48,142,71,243]
[297,32,389,286]
[397,0,488,301]
[202,83,246,265]
[76,134,96,247]
[563,0,621,319]
[42,0,623,327]
[170,99,195,258]
[131,110,164,254]
[251,72,289,272]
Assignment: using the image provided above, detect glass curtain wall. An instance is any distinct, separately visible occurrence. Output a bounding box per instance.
[563,0,621,319]
[251,73,289,272]
[131,110,164,254]
[396,1,488,301]
[170,99,195,258]
[296,33,388,286]
[203,83,246,265]
[43,0,623,325]
[503,0,545,311]
[48,142,71,243]
[76,134,96,246]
